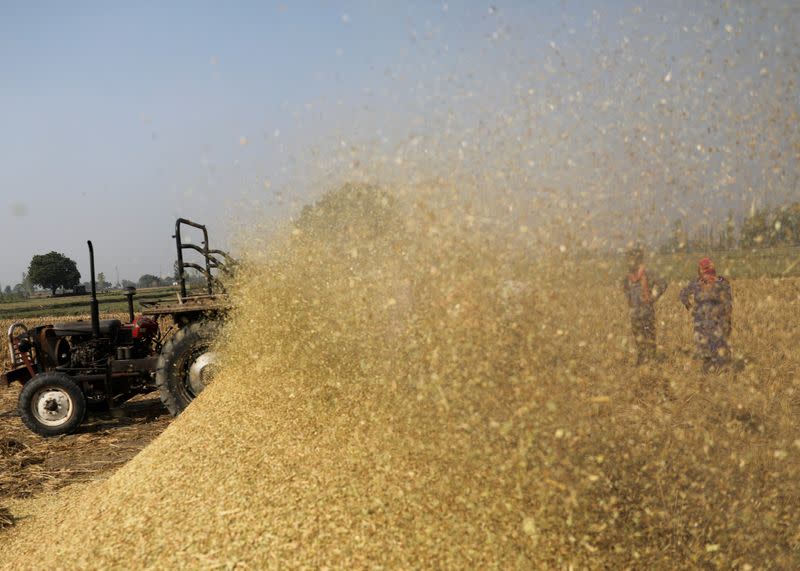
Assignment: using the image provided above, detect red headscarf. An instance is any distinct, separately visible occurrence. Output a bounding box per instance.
[698,257,716,289]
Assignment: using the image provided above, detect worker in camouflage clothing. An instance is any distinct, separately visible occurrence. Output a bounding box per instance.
[622,247,668,365]
[679,257,733,371]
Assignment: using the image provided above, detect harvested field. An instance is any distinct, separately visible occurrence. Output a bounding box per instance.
[0,190,798,569]
[0,287,179,320]
[0,385,169,503]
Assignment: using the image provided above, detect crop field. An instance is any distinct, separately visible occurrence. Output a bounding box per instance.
[1,192,798,569]
[0,287,179,320]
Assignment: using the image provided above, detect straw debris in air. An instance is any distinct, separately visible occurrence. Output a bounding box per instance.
[0,184,798,569]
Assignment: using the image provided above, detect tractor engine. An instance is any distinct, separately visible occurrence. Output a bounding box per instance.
[119,316,160,360]
[69,339,113,369]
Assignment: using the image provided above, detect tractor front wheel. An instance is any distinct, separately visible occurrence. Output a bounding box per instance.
[156,321,221,416]
[18,373,87,437]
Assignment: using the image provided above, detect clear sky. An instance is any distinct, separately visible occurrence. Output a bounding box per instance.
[1,1,798,287]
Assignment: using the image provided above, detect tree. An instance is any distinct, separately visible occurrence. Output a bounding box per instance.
[720,210,737,250]
[96,272,111,291]
[773,203,800,246]
[690,224,714,252]
[659,218,688,253]
[20,272,33,296]
[138,274,161,288]
[3,285,10,295]
[13,283,28,297]
[121,279,137,289]
[27,252,81,295]
[741,208,770,248]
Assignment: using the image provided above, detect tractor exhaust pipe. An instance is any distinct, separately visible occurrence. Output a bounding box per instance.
[124,287,136,323]
[88,241,100,338]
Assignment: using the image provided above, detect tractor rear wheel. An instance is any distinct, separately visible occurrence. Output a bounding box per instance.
[156,321,221,416]
[18,373,87,437]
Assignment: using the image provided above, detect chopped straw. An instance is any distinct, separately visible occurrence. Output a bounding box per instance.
[0,186,798,569]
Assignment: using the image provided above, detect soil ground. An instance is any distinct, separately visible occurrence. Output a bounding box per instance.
[0,383,170,509]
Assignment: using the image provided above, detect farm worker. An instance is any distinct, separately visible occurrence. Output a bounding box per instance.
[622,246,668,365]
[679,257,733,371]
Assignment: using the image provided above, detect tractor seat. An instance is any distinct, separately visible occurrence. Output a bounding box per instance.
[52,319,122,337]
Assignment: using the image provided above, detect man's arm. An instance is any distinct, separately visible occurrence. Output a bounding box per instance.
[622,276,632,303]
[649,271,668,302]
[679,281,694,309]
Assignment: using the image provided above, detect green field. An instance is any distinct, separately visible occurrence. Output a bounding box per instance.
[0,287,179,320]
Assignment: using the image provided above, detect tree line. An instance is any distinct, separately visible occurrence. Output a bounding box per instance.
[659,201,800,253]
[0,253,192,302]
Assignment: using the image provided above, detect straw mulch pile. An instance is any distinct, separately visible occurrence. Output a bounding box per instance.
[1,186,798,569]
[0,507,13,530]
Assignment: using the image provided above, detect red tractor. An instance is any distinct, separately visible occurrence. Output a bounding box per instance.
[1,218,233,436]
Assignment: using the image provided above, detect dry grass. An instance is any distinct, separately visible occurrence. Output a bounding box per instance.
[0,383,169,504]
[0,192,798,569]
[0,507,13,530]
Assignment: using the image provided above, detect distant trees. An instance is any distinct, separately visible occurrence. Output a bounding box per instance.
[740,203,800,248]
[660,201,800,253]
[27,252,81,295]
[0,273,36,301]
[19,272,33,297]
[0,284,22,303]
[138,274,162,288]
[721,211,737,250]
[96,272,111,291]
[659,219,688,253]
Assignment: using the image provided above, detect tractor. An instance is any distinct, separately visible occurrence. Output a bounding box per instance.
[1,218,234,436]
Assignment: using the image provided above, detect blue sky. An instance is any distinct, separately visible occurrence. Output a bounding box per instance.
[0,1,439,284]
[1,1,798,287]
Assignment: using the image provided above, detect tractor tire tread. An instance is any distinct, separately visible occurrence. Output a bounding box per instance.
[156,321,220,416]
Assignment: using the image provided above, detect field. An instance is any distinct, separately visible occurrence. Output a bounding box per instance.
[0,384,168,507]
[0,287,178,320]
[0,198,798,569]
[655,246,800,280]
[570,245,800,290]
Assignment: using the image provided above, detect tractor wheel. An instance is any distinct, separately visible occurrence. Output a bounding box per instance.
[156,321,221,416]
[18,373,87,437]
